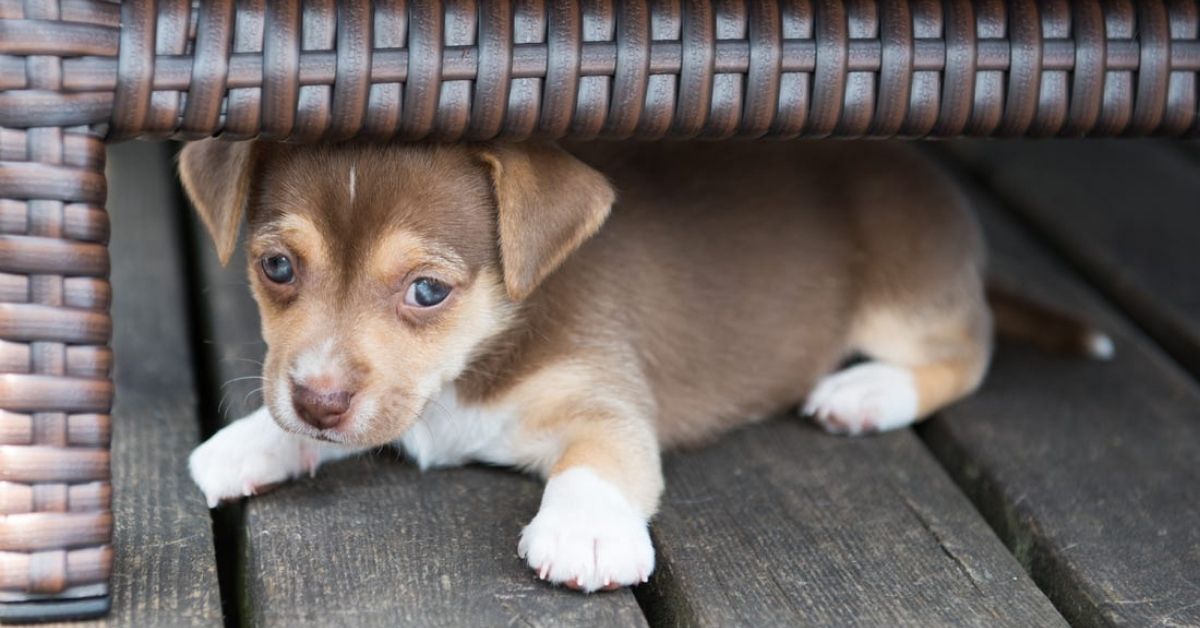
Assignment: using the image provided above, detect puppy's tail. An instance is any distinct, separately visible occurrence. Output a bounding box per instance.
[986,280,1115,360]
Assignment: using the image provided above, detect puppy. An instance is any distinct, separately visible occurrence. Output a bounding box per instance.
[180,140,998,592]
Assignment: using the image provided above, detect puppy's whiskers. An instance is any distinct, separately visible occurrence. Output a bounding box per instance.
[227,357,265,368]
[241,387,265,408]
[220,375,265,389]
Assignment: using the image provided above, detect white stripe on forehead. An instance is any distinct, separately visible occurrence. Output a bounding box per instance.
[348,164,357,204]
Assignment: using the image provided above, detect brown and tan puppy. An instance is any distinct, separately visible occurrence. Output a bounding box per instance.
[181,140,1000,592]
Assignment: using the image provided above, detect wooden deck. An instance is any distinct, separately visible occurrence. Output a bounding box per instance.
[46,140,1200,627]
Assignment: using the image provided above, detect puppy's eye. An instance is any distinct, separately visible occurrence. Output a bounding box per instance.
[261,255,295,284]
[405,278,451,307]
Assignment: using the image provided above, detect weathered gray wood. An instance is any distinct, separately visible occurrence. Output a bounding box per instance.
[240,461,647,627]
[946,140,1200,378]
[188,196,647,627]
[62,142,223,626]
[641,421,1065,627]
[920,152,1200,627]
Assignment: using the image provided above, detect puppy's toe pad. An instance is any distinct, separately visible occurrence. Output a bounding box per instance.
[803,362,919,436]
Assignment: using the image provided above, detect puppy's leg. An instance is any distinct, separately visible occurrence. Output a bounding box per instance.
[805,297,992,436]
[189,406,366,507]
[519,418,662,592]
[513,367,662,592]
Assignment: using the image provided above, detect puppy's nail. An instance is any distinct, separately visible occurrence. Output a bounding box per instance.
[301,447,319,477]
[206,494,219,509]
[603,577,611,588]
[539,564,550,580]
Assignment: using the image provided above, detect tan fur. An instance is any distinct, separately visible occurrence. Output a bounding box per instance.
[250,214,331,271]
[179,139,991,525]
[912,361,985,417]
[489,359,662,515]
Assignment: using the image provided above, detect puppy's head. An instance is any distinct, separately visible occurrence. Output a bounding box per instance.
[179,140,613,446]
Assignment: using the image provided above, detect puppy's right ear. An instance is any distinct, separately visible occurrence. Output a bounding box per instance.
[177,139,259,265]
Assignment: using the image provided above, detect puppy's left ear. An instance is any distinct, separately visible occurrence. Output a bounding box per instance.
[478,142,615,301]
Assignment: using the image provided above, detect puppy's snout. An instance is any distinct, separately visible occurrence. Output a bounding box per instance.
[292,383,355,430]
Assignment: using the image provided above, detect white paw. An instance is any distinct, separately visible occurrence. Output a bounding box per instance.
[518,468,654,592]
[803,362,919,436]
[189,407,320,508]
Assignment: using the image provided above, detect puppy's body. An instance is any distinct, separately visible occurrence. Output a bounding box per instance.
[182,140,989,592]
[473,141,986,447]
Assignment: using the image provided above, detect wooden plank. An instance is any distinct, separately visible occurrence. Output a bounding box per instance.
[241,462,647,627]
[946,140,1200,378]
[919,151,1200,626]
[67,142,222,626]
[188,196,647,627]
[1174,141,1200,164]
[640,422,1065,626]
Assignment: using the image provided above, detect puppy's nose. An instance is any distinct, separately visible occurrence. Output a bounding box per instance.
[292,383,354,430]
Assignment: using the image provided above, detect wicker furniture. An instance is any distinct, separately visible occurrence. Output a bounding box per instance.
[0,0,1197,621]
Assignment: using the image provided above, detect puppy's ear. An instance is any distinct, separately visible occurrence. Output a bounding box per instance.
[177,139,260,265]
[478,143,614,301]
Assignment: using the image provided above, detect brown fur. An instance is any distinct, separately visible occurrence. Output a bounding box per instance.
[463,141,991,446]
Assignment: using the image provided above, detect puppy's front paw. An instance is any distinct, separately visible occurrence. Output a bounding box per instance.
[803,362,919,436]
[518,468,654,592]
[189,407,318,508]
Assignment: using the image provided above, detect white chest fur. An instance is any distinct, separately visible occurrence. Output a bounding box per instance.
[397,386,561,474]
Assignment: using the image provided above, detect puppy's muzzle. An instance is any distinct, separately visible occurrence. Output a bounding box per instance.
[292,383,355,430]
